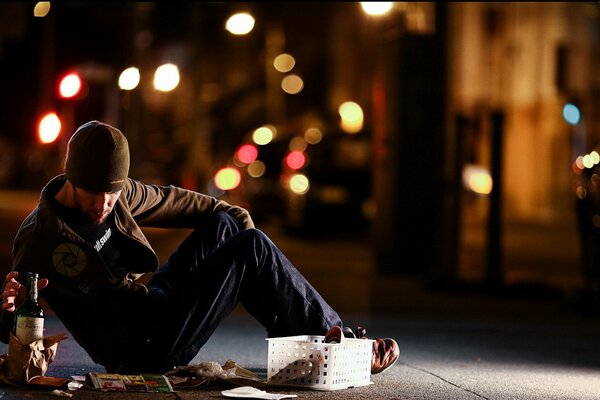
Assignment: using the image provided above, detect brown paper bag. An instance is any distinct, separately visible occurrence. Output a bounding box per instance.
[6,333,67,384]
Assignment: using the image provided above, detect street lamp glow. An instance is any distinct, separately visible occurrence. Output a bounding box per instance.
[462,165,493,194]
[225,12,255,35]
[360,2,393,16]
[214,167,241,191]
[38,112,61,144]
[118,67,140,90]
[33,2,51,17]
[274,54,295,73]
[153,63,180,92]
[338,101,364,134]
[281,75,304,95]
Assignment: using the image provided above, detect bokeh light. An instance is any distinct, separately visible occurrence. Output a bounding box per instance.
[338,101,364,134]
[235,144,259,165]
[562,103,581,125]
[289,174,310,194]
[214,167,241,191]
[274,54,295,73]
[289,137,307,152]
[226,12,255,35]
[284,151,307,170]
[118,67,140,90]
[153,63,180,92]
[58,72,82,99]
[583,154,595,169]
[462,165,493,195]
[38,112,61,144]
[360,2,393,16]
[575,156,585,170]
[252,125,276,145]
[33,2,51,17]
[281,75,304,94]
[247,160,266,178]
[304,128,323,145]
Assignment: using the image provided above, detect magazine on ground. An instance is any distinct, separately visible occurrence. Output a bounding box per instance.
[87,372,173,392]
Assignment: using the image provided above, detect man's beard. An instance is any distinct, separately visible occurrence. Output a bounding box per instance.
[73,188,108,224]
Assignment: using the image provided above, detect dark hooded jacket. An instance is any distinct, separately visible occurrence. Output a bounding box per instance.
[0,174,253,366]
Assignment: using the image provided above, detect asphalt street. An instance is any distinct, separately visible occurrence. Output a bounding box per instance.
[0,191,598,399]
[0,276,598,399]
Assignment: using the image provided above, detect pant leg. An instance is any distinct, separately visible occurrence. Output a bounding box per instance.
[153,211,243,283]
[140,218,342,371]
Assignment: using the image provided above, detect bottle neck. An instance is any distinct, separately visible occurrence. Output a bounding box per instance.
[26,277,39,302]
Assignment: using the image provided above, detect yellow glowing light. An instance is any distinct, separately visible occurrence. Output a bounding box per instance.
[247,160,266,178]
[360,2,393,16]
[469,174,493,195]
[274,54,295,73]
[33,2,51,17]
[304,128,323,145]
[289,174,310,194]
[214,167,241,191]
[281,75,304,94]
[591,151,600,165]
[38,112,61,144]
[118,67,140,90]
[339,101,364,134]
[252,125,276,145]
[225,12,255,35]
[462,165,493,195]
[153,63,180,92]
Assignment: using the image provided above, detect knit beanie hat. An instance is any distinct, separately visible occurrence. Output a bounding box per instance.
[65,120,130,192]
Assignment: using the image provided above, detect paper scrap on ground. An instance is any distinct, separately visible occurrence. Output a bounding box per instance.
[222,386,297,399]
[166,359,267,389]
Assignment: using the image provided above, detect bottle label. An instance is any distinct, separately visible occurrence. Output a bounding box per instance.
[15,316,44,344]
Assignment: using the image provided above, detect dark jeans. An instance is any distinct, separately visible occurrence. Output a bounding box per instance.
[120,211,342,373]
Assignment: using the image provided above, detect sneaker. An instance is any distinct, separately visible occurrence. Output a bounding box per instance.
[324,326,399,374]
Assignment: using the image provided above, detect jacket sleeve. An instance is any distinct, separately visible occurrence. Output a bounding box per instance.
[123,178,255,229]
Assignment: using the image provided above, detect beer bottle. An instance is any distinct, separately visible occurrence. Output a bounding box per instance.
[14,272,44,344]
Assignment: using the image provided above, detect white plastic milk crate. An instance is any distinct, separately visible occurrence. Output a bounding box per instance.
[265,335,374,391]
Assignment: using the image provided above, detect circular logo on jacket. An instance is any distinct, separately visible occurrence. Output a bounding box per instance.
[53,243,86,277]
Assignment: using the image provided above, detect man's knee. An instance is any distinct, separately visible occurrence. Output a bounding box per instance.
[234,228,277,258]
[210,210,240,228]
[194,211,243,240]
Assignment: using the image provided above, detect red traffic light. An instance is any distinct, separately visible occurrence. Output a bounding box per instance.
[58,72,82,99]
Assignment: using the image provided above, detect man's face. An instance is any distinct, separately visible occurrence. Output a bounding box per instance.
[73,187,121,224]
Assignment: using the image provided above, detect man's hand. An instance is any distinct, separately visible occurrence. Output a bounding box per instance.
[1,271,49,312]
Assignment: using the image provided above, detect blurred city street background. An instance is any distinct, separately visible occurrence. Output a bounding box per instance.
[0,2,600,398]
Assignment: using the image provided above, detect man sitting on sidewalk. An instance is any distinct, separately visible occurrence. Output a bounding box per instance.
[0,120,398,374]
